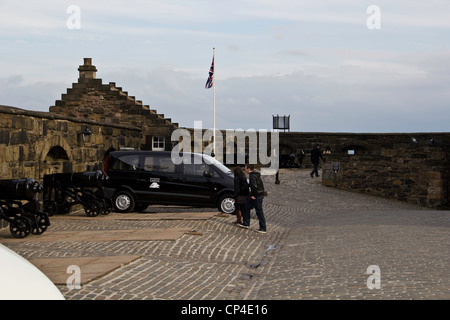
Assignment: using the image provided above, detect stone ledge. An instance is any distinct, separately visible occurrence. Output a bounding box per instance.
[0,105,141,132]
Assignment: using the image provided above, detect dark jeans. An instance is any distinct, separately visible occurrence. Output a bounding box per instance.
[311,162,319,176]
[242,195,266,231]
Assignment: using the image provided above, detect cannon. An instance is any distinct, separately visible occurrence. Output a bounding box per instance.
[279,151,304,168]
[0,178,50,238]
[43,170,112,217]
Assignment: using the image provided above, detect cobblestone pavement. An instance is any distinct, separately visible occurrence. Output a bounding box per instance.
[3,169,449,300]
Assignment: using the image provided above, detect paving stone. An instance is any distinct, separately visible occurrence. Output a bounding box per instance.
[1,169,449,300]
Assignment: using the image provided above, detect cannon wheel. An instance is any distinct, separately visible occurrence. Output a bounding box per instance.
[58,199,72,215]
[10,216,31,238]
[100,199,113,215]
[44,201,57,216]
[31,213,50,235]
[84,201,101,217]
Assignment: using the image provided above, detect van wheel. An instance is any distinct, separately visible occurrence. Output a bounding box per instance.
[218,195,235,214]
[113,191,135,213]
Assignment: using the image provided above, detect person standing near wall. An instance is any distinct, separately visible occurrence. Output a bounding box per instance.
[232,167,249,225]
[239,164,267,234]
[310,144,323,178]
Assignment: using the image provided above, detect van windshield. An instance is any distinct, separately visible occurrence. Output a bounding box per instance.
[202,155,232,176]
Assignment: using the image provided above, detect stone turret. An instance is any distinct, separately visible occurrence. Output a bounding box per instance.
[49,58,178,150]
[78,58,97,79]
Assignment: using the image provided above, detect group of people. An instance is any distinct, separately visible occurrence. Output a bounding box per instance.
[232,164,267,234]
[231,145,326,233]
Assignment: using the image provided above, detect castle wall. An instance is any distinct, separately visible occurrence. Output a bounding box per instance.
[311,133,450,209]
[0,105,142,180]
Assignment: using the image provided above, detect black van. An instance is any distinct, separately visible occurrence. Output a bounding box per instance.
[103,151,236,214]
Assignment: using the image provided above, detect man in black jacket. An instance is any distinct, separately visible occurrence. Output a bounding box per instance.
[310,144,323,178]
[239,164,267,233]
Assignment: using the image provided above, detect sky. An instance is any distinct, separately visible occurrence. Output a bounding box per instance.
[0,0,449,133]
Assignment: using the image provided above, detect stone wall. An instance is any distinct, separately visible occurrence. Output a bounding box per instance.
[319,133,450,209]
[0,105,142,180]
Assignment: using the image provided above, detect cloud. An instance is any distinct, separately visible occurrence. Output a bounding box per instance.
[279,50,309,57]
[0,75,67,111]
[2,48,448,133]
[1,1,449,133]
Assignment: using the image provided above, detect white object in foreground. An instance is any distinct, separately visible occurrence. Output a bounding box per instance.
[0,243,65,300]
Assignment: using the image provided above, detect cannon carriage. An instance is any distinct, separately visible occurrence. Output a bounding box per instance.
[43,170,112,217]
[0,178,50,238]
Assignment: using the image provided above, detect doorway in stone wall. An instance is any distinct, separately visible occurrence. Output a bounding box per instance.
[42,146,72,175]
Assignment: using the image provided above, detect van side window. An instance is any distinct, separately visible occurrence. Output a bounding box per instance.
[112,155,140,171]
[183,163,210,176]
[142,156,176,173]
[157,157,176,173]
[143,156,155,171]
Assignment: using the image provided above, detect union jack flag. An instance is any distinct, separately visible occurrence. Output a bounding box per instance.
[205,56,214,89]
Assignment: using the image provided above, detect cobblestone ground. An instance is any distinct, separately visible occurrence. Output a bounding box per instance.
[3,169,450,300]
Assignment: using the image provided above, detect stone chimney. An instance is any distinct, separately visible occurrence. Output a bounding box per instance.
[78,58,97,79]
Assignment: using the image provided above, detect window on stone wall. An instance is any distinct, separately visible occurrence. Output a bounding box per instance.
[152,136,165,151]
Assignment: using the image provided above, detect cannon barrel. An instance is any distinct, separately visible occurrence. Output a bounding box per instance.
[0,178,43,201]
[72,170,109,187]
[44,170,109,188]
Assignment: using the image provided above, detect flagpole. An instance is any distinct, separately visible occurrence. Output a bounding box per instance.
[213,47,216,157]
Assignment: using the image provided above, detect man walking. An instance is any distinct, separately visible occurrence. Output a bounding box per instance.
[239,164,267,233]
[310,144,323,178]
